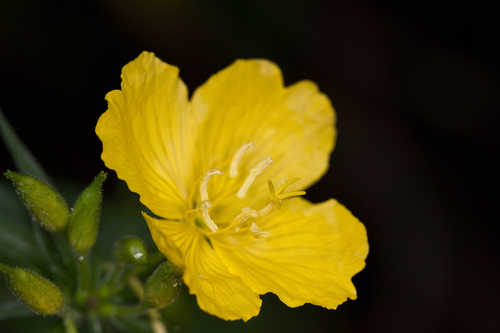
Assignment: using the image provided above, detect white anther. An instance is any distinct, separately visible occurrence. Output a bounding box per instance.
[201,201,219,232]
[237,157,273,198]
[230,142,255,178]
[200,169,222,203]
[257,202,274,216]
[233,207,258,224]
[242,207,258,218]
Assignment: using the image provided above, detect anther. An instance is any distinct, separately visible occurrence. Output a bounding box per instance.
[257,202,274,216]
[237,157,273,198]
[230,142,255,178]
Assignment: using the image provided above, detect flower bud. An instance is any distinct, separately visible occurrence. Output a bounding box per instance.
[67,171,107,254]
[113,236,149,265]
[4,170,69,232]
[0,264,64,315]
[144,262,181,308]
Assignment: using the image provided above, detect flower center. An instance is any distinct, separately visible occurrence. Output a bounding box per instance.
[195,142,305,234]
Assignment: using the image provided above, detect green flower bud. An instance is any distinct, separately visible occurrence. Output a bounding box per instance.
[144,262,181,308]
[4,170,69,232]
[0,264,64,315]
[67,171,107,254]
[113,236,149,265]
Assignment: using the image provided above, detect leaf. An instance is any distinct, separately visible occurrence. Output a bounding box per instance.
[0,107,55,271]
[0,301,34,320]
[0,107,51,186]
[0,183,43,266]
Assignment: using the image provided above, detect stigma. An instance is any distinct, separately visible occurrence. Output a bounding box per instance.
[196,142,305,236]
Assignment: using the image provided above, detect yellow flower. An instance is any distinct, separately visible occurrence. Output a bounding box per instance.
[96,52,368,321]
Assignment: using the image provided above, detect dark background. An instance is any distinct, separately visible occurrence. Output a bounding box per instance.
[1,1,499,332]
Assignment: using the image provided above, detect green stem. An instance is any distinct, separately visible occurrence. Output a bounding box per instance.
[75,256,92,306]
[52,232,74,270]
[97,302,149,318]
[88,312,103,333]
[115,304,150,317]
[97,264,127,298]
[32,221,62,277]
[148,309,167,333]
[63,316,78,333]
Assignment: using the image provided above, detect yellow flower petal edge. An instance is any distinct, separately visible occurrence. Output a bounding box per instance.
[96,51,369,321]
[144,213,262,321]
[213,198,368,309]
[96,52,195,219]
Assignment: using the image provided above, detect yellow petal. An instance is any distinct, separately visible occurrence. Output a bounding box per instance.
[191,60,335,207]
[143,214,186,268]
[213,198,368,309]
[96,52,195,219]
[144,214,262,321]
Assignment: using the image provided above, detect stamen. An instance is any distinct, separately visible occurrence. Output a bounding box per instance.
[230,142,255,178]
[233,207,258,224]
[257,202,274,216]
[237,157,273,198]
[201,201,218,232]
[199,169,222,232]
[200,169,222,203]
[250,222,270,238]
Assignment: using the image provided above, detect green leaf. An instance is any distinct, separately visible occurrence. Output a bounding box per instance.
[0,182,43,266]
[0,106,51,186]
[0,301,34,320]
[0,107,56,274]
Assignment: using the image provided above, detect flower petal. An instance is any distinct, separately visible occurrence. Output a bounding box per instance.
[191,60,335,205]
[213,199,368,309]
[144,214,262,321]
[96,52,195,219]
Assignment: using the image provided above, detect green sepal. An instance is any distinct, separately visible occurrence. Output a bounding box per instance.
[144,261,181,308]
[0,264,64,315]
[67,171,107,254]
[4,170,69,232]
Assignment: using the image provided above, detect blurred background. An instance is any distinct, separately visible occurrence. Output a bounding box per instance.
[1,0,499,332]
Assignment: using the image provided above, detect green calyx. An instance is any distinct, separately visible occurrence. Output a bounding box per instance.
[4,170,70,232]
[144,261,181,309]
[67,171,107,254]
[0,264,64,315]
